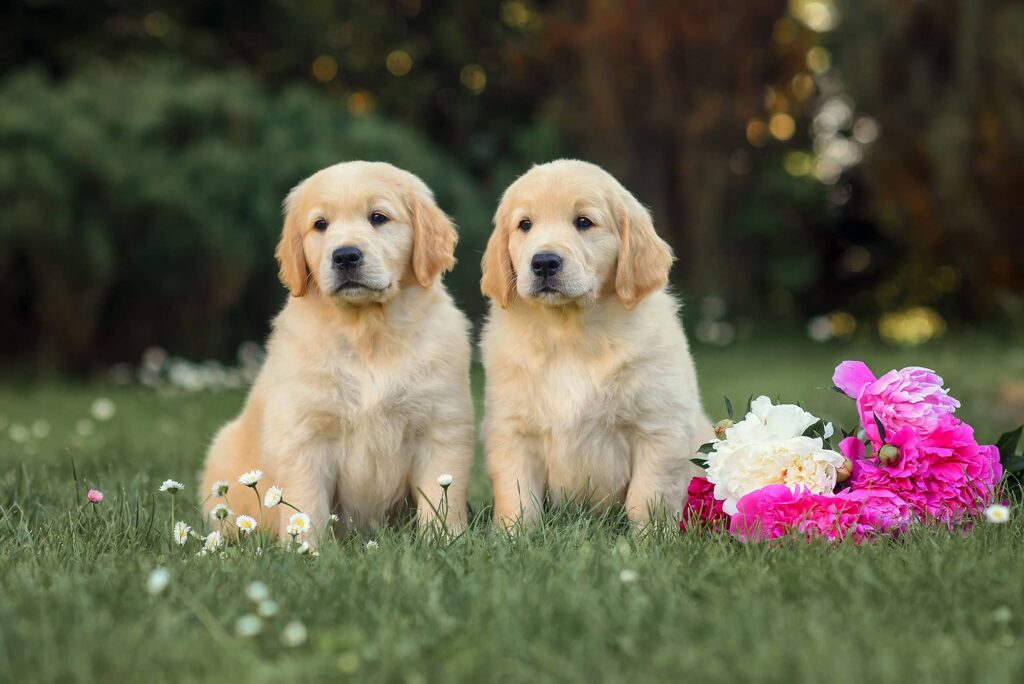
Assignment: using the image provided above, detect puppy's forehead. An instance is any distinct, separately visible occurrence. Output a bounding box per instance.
[301,166,409,214]
[506,171,614,217]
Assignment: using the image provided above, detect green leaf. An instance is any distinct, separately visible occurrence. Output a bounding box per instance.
[697,442,716,455]
[802,419,826,439]
[995,425,1023,465]
[1005,456,1024,476]
[873,412,887,443]
[690,457,709,470]
[724,396,734,420]
[832,385,848,395]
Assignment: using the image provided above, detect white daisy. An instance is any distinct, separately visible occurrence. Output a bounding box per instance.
[985,504,1010,524]
[211,480,229,497]
[281,620,307,647]
[329,513,339,523]
[365,540,379,550]
[210,503,232,521]
[235,614,262,637]
[258,600,279,618]
[238,470,263,487]
[295,541,312,555]
[203,531,224,552]
[159,479,185,494]
[619,569,638,583]
[264,485,283,508]
[173,521,191,545]
[437,473,454,487]
[286,524,302,537]
[246,581,270,603]
[91,397,116,421]
[235,515,258,534]
[288,512,311,535]
[146,567,170,595]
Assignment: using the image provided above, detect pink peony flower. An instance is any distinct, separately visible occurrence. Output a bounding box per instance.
[848,414,1002,525]
[833,361,960,441]
[679,476,727,532]
[87,489,103,504]
[729,485,908,543]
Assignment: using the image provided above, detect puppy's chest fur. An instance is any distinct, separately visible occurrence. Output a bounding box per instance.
[277,341,435,517]
[494,339,643,499]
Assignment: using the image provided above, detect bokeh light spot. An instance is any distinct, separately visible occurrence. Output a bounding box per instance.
[460,64,487,94]
[746,119,769,147]
[312,56,338,82]
[769,113,796,141]
[386,50,413,77]
[346,91,373,115]
[806,46,831,74]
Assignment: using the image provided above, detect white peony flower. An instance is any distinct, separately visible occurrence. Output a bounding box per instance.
[235,515,258,534]
[159,479,185,494]
[203,530,224,552]
[173,521,191,545]
[211,480,229,497]
[238,470,263,487]
[437,473,454,487]
[288,512,311,535]
[210,503,232,521]
[985,504,1010,524]
[264,486,283,508]
[705,396,845,516]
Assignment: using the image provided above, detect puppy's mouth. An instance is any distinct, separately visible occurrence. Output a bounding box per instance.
[331,279,387,295]
[531,277,566,297]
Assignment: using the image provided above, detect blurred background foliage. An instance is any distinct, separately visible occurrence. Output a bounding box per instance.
[0,0,1021,372]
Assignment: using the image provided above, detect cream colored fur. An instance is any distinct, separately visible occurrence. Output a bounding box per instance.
[200,162,473,542]
[480,159,712,528]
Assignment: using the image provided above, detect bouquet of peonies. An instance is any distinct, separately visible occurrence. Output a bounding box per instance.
[682,360,1020,542]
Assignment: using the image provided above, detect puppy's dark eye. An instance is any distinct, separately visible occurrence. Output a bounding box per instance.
[313,218,328,232]
[518,218,532,232]
[369,212,389,226]
[574,216,594,230]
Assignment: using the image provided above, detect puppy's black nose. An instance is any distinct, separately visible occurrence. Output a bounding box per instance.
[531,252,563,278]
[332,246,363,268]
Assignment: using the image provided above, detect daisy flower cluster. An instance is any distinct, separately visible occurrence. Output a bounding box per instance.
[684,361,1016,543]
[155,467,327,556]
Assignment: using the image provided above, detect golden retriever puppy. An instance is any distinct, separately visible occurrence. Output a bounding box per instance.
[200,162,473,542]
[480,159,712,529]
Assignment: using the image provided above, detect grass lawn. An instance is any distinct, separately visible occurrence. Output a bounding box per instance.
[1,335,1022,683]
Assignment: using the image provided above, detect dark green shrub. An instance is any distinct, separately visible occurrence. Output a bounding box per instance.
[0,63,491,371]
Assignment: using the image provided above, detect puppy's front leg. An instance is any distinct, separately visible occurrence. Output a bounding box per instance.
[625,430,702,527]
[410,419,473,534]
[263,435,333,545]
[487,426,545,531]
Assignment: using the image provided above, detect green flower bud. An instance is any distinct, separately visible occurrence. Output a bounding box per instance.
[878,444,900,466]
[714,419,735,438]
[836,457,853,483]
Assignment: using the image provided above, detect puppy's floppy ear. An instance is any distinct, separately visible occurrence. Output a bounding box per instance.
[480,201,515,308]
[410,184,457,288]
[615,189,674,310]
[275,182,309,297]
